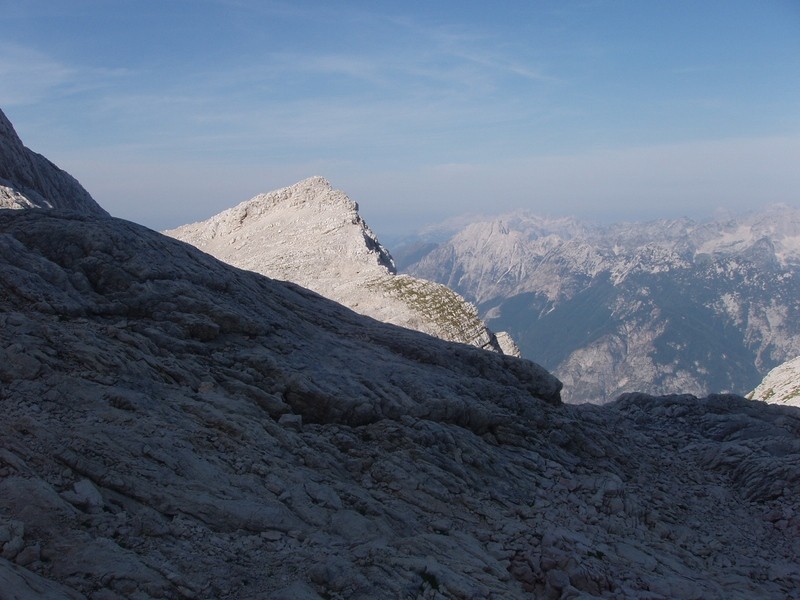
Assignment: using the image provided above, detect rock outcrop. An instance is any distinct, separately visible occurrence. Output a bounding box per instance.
[749,356,800,407]
[0,108,108,216]
[165,177,514,354]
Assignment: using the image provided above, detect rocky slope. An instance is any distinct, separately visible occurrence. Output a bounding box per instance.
[1,109,799,600]
[1,209,799,600]
[400,209,800,403]
[749,356,800,407]
[0,108,107,216]
[164,177,515,354]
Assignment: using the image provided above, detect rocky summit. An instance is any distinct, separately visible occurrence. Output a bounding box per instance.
[164,177,516,355]
[0,109,799,599]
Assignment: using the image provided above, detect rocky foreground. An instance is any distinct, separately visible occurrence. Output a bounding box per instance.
[1,209,799,600]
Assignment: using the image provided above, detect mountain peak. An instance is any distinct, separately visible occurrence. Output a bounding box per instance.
[166,178,515,353]
[169,177,395,273]
[0,108,21,143]
[247,175,348,210]
[0,107,108,216]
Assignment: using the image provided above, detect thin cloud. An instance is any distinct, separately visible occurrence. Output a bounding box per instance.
[444,47,552,83]
[0,44,75,105]
[388,14,555,86]
[0,43,130,105]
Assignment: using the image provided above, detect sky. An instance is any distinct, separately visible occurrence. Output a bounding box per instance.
[2,0,799,239]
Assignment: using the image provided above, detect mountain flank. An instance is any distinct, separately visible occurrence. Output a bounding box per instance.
[1,107,798,599]
[3,208,800,599]
[165,177,517,354]
[0,109,107,216]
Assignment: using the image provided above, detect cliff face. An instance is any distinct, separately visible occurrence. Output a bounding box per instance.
[0,108,108,216]
[165,177,514,354]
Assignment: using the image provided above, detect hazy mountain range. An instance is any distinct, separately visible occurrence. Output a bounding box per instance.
[1,107,799,599]
[398,209,800,404]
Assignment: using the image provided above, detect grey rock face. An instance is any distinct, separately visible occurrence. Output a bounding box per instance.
[0,108,108,216]
[401,209,800,403]
[1,210,799,600]
[749,356,800,407]
[165,177,515,354]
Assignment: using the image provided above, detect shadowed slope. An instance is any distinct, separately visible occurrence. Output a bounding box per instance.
[1,210,799,600]
[0,109,108,216]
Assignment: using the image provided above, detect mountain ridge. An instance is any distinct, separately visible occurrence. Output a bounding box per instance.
[3,208,800,599]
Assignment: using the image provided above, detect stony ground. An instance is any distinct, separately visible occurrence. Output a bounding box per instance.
[1,210,799,599]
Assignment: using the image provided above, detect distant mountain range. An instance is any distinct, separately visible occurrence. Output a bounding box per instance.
[398,208,800,403]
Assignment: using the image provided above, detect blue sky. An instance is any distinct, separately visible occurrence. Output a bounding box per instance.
[2,0,799,238]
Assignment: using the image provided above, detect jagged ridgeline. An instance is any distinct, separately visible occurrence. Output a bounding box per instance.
[1,107,799,599]
[399,211,800,403]
[164,177,519,356]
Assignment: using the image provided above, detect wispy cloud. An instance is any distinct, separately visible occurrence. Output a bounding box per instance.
[0,43,129,106]
[387,15,555,86]
[0,44,75,105]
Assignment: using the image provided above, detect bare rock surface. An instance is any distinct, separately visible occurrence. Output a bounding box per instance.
[749,356,800,407]
[164,177,514,354]
[1,209,799,600]
[0,108,108,216]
